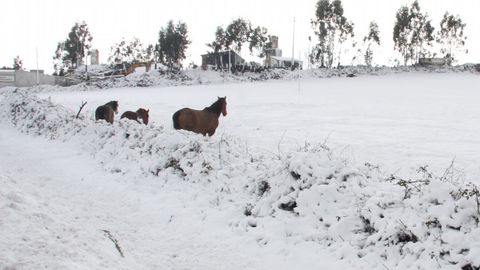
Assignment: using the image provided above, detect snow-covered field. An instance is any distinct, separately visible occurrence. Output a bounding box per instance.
[37,72,480,182]
[1,71,480,269]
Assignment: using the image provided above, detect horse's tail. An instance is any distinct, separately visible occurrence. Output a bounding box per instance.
[95,106,104,121]
[172,110,181,129]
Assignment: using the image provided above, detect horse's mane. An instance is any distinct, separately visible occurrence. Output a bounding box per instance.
[136,108,148,115]
[105,101,119,111]
[205,98,225,114]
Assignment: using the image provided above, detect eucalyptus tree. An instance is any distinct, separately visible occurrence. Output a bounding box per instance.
[310,0,354,68]
[437,12,467,65]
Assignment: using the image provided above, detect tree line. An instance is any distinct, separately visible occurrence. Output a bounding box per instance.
[311,0,467,68]
[52,20,191,76]
[52,17,274,76]
[207,18,273,59]
[49,0,467,76]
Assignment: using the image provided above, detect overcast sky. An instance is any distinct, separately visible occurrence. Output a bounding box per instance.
[2,0,479,73]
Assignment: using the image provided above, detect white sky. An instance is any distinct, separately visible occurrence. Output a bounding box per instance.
[2,0,479,73]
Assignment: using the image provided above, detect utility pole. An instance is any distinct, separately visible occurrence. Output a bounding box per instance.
[85,50,88,80]
[308,36,312,70]
[36,47,39,85]
[229,50,232,74]
[291,17,295,70]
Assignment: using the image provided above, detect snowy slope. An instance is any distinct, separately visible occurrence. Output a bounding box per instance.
[1,77,480,270]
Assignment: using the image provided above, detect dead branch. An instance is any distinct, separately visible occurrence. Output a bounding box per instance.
[102,229,125,258]
[76,101,87,119]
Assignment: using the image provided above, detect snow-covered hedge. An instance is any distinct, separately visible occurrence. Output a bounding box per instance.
[1,88,479,269]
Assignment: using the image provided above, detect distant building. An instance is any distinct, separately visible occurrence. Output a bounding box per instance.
[269,56,303,70]
[201,36,302,71]
[201,50,245,71]
[264,36,302,70]
[91,49,100,65]
[264,36,282,68]
[418,57,446,66]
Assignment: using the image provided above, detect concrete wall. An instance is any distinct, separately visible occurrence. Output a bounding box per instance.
[0,70,15,88]
[0,70,81,88]
[14,70,56,87]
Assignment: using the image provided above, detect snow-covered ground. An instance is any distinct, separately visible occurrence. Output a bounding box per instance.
[1,71,480,269]
[37,72,480,183]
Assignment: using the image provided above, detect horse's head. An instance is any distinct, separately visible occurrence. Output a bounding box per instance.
[218,96,227,116]
[137,108,149,125]
[107,101,119,114]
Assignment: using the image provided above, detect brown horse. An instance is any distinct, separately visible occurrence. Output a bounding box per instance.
[95,101,119,124]
[172,97,227,136]
[120,108,150,125]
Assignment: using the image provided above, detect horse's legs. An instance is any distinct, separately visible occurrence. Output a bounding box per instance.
[108,110,114,124]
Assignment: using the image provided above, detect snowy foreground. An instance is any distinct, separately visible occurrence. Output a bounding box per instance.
[1,71,480,269]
